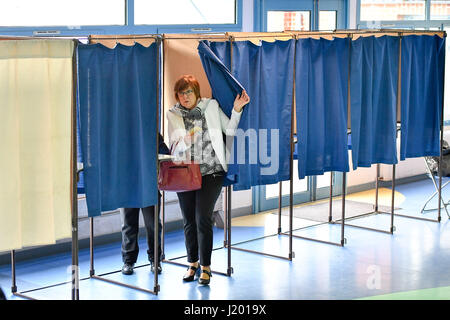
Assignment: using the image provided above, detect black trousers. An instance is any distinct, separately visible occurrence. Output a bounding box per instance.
[177,172,224,267]
[121,195,162,264]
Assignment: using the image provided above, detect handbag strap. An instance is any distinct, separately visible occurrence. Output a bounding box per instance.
[169,139,179,155]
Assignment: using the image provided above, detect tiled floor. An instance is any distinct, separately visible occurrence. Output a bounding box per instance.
[1,178,450,300]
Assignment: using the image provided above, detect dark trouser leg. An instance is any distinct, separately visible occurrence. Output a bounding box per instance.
[195,174,224,267]
[177,190,199,263]
[141,195,162,263]
[121,208,140,264]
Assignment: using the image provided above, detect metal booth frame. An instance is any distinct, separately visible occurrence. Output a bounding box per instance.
[5,29,446,300]
[10,34,165,299]
[182,31,351,263]
[7,37,80,300]
[331,30,402,235]
[330,30,447,233]
[85,34,163,296]
[216,29,447,261]
[225,33,297,260]
[225,31,351,258]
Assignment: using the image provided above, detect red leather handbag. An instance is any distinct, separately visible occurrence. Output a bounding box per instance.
[158,161,202,192]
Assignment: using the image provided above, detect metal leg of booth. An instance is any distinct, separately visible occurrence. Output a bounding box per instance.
[88,216,160,295]
[333,164,396,234]
[280,172,347,247]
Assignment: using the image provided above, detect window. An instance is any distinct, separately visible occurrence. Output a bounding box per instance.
[0,0,125,27]
[319,11,337,30]
[360,0,426,21]
[134,0,236,25]
[431,0,450,20]
[267,11,311,32]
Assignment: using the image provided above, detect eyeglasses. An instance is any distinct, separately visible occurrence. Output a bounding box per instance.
[178,89,194,96]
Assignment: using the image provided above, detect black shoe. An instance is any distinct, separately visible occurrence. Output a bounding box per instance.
[198,269,212,285]
[121,263,134,275]
[151,261,162,274]
[183,264,200,282]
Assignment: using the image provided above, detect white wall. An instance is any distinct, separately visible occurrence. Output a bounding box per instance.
[346,130,450,187]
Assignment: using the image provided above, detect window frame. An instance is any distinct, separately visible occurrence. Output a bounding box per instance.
[0,0,243,36]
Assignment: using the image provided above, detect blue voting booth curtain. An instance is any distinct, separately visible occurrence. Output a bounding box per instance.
[229,40,294,190]
[296,37,350,179]
[206,41,232,77]
[198,41,245,186]
[77,43,159,217]
[199,40,294,190]
[350,36,399,170]
[400,35,445,160]
[198,41,244,116]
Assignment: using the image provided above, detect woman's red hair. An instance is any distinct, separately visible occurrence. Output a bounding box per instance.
[173,75,201,102]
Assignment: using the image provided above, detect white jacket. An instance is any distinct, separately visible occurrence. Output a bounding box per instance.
[166,98,242,172]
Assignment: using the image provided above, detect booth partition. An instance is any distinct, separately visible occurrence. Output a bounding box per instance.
[0,38,78,299]
[77,35,161,295]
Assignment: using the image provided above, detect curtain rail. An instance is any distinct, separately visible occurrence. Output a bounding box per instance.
[2,29,443,43]
[287,29,445,36]
[0,35,87,40]
[89,35,160,41]
[162,36,227,40]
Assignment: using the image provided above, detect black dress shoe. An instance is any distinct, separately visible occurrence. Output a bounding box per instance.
[121,263,134,275]
[151,261,162,274]
[198,269,212,285]
[183,264,200,282]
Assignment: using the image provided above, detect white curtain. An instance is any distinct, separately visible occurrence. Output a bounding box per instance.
[0,40,74,252]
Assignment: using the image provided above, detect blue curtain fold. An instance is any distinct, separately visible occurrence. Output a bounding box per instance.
[198,40,245,186]
[400,35,445,160]
[197,41,244,117]
[206,41,232,78]
[350,36,399,170]
[77,43,159,217]
[229,40,295,190]
[198,39,294,190]
[296,37,350,179]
